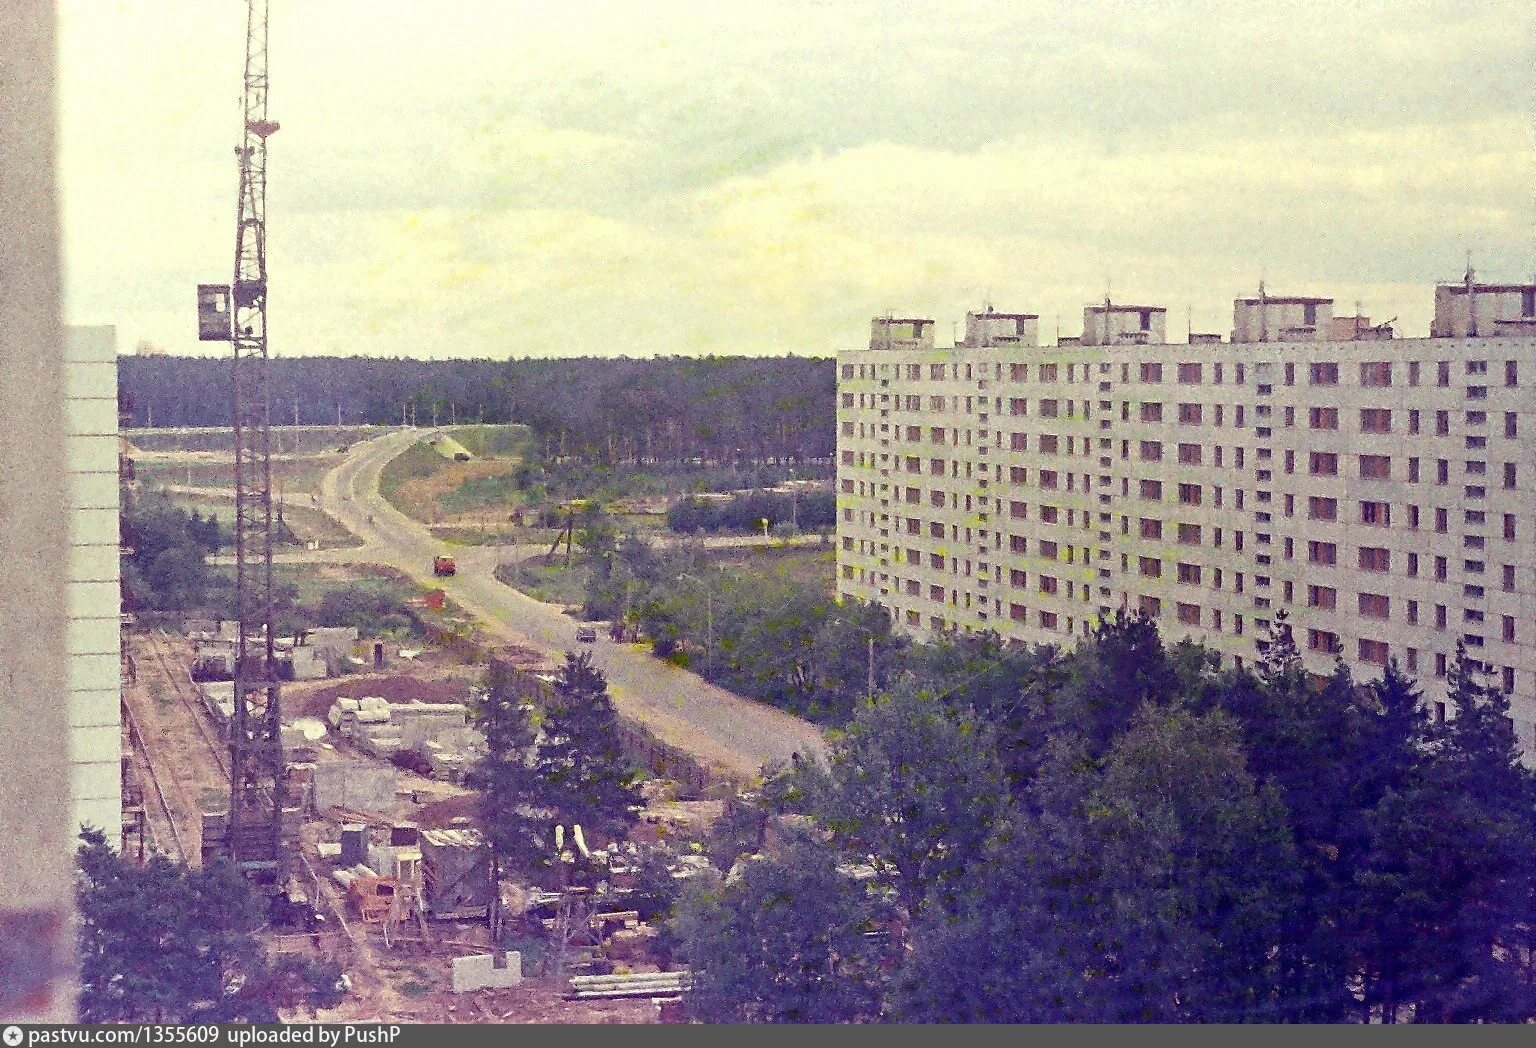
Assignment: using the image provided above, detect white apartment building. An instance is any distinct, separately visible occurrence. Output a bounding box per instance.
[836,283,1536,743]
[66,324,121,843]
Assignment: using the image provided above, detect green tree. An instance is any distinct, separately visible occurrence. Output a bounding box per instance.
[677,842,883,1023]
[535,650,643,838]
[466,660,546,934]
[807,688,1011,918]
[76,828,342,1022]
[1357,644,1536,1022]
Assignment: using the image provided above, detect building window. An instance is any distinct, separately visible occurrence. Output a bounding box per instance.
[1359,455,1391,480]
[1307,629,1340,653]
[1437,361,1450,387]
[1138,557,1162,578]
[1359,639,1390,665]
[1359,501,1390,526]
[1140,362,1163,383]
[1309,407,1338,430]
[1177,363,1202,384]
[1039,575,1059,595]
[1138,595,1161,618]
[1177,562,1202,585]
[1178,402,1203,425]
[1140,518,1163,540]
[1359,593,1391,619]
[1503,615,1516,643]
[1359,546,1391,572]
[1140,440,1163,462]
[1177,522,1201,545]
[1307,585,1337,610]
[1434,556,1448,581]
[1309,452,1339,476]
[1504,462,1517,489]
[1140,402,1164,423]
[1360,408,1392,433]
[1176,602,1201,626]
[1139,479,1163,501]
[1308,541,1338,566]
[1309,362,1339,385]
[1178,443,1202,465]
[1436,410,1450,436]
[1177,483,1202,506]
[1360,362,1393,387]
[1505,514,1517,541]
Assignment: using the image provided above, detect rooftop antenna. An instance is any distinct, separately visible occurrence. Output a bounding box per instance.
[1258,277,1269,342]
[1355,298,1363,340]
[1186,303,1193,344]
[1465,251,1478,336]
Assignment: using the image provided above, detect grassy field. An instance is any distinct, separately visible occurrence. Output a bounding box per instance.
[495,541,837,611]
[496,556,591,608]
[379,425,530,526]
[707,544,836,596]
[161,490,356,549]
[135,453,343,494]
[212,562,421,609]
[125,425,382,455]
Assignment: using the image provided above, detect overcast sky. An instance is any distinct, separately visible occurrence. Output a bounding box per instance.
[59,0,1533,358]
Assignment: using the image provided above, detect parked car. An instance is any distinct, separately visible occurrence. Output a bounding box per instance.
[575,625,597,643]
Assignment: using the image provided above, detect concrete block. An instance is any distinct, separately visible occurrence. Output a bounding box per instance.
[451,952,522,992]
[312,762,396,816]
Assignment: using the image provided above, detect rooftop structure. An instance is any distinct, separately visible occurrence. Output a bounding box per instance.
[837,279,1536,757]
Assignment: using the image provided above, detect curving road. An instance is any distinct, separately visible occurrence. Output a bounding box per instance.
[313,430,827,781]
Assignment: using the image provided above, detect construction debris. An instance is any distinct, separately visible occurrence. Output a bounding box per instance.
[566,971,690,1001]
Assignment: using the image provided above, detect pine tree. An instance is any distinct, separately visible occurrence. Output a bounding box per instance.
[1358,643,1536,1021]
[466,659,547,930]
[536,650,643,838]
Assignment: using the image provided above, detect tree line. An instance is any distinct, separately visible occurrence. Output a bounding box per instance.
[674,611,1536,1023]
[120,355,835,465]
[666,490,837,535]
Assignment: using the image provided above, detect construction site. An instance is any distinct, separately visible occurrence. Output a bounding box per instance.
[110,0,782,1023]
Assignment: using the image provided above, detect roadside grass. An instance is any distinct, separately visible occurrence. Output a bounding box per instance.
[704,544,836,596]
[495,557,591,608]
[135,454,342,494]
[161,490,355,549]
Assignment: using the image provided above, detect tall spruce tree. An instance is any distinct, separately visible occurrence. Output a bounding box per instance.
[536,650,643,838]
[1359,643,1536,1021]
[466,659,547,937]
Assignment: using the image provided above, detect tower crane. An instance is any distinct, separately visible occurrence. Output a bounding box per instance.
[196,0,287,896]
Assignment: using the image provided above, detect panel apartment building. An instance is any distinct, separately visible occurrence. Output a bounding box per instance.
[836,282,1536,742]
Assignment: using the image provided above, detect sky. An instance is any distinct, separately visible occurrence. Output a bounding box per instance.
[59,0,1534,358]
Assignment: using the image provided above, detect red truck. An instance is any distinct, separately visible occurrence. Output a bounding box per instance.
[433,555,457,577]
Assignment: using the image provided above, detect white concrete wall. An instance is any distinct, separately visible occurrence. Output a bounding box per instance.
[837,316,1536,758]
[66,325,121,845]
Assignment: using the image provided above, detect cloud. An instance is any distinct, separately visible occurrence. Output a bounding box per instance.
[57,0,1535,357]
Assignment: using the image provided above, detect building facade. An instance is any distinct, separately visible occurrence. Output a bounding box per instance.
[66,324,122,843]
[836,284,1536,744]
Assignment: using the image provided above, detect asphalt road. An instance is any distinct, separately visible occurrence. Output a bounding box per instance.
[314,429,828,780]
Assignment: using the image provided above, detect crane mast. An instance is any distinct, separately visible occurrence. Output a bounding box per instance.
[198,0,286,888]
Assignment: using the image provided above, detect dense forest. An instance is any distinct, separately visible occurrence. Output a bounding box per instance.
[675,613,1536,1023]
[120,355,835,465]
